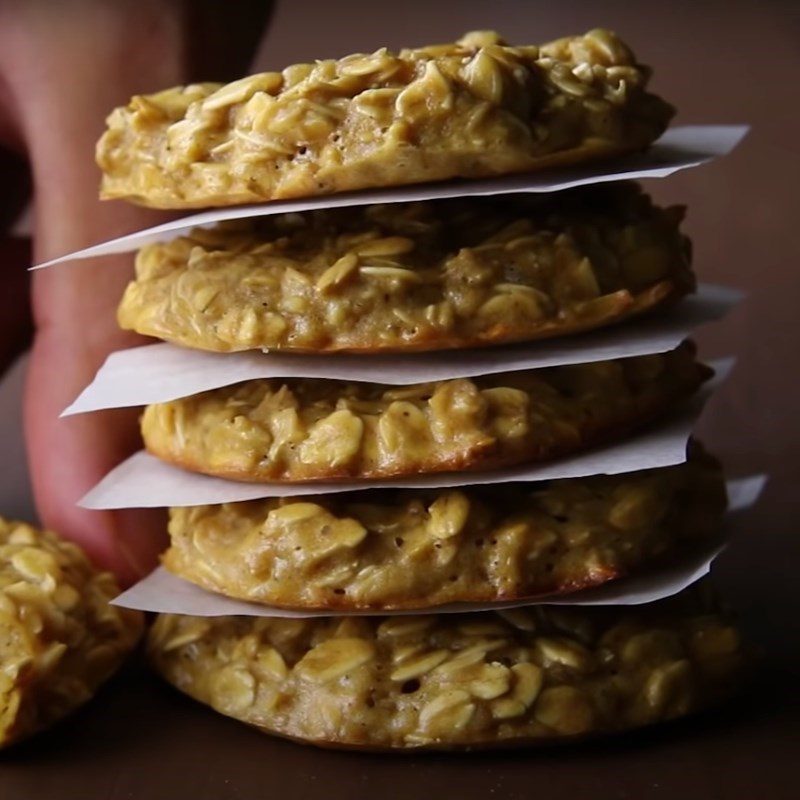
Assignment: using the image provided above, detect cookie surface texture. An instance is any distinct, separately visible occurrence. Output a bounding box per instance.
[118,185,693,354]
[141,344,709,483]
[148,588,744,750]
[97,30,673,208]
[0,518,143,748]
[163,445,726,609]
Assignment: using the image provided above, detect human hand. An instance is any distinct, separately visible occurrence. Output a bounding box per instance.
[0,0,271,584]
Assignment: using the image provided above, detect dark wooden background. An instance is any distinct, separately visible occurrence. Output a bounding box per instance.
[1,1,798,798]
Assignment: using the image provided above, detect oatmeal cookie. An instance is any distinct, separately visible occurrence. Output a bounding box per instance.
[163,444,726,610]
[0,518,143,748]
[97,29,673,209]
[118,184,693,354]
[148,585,744,749]
[141,343,709,483]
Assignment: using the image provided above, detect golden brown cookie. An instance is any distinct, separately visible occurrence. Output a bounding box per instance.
[141,343,709,484]
[118,184,693,354]
[163,444,726,610]
[97,29,673,209]
[0,518,143,748]
[147,585,744,750]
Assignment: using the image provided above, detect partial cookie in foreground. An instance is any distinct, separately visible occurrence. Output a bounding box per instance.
[148,585,744,750]
[118,184,693,354]
[141,343,709,483]
[163,443,726,610]
[97,29,673,209]
[0,518,143,748]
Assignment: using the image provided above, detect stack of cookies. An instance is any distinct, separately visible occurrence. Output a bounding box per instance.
[91,30,745,749]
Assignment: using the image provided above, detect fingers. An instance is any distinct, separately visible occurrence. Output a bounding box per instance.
[27,262,169,585]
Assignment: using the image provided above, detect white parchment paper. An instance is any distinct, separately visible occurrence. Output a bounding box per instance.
[62,284,740,415]
[111,475,766,616]
[35,125,748,269]
[79,360,732,509]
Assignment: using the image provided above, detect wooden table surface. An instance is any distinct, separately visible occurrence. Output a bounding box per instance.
[2,1,798,797]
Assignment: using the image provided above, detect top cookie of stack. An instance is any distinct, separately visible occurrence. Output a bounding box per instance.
[97,29,673,208]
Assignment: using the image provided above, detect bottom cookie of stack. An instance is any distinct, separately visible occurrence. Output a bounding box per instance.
[147,585,744,750]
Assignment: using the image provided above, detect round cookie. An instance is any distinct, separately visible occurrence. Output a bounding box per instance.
[97,29,673,209]
[118,184,693,354]
[148,586,744,750]
[0,518,143,748]
[163,443,726,610]
[141,343,709,483]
